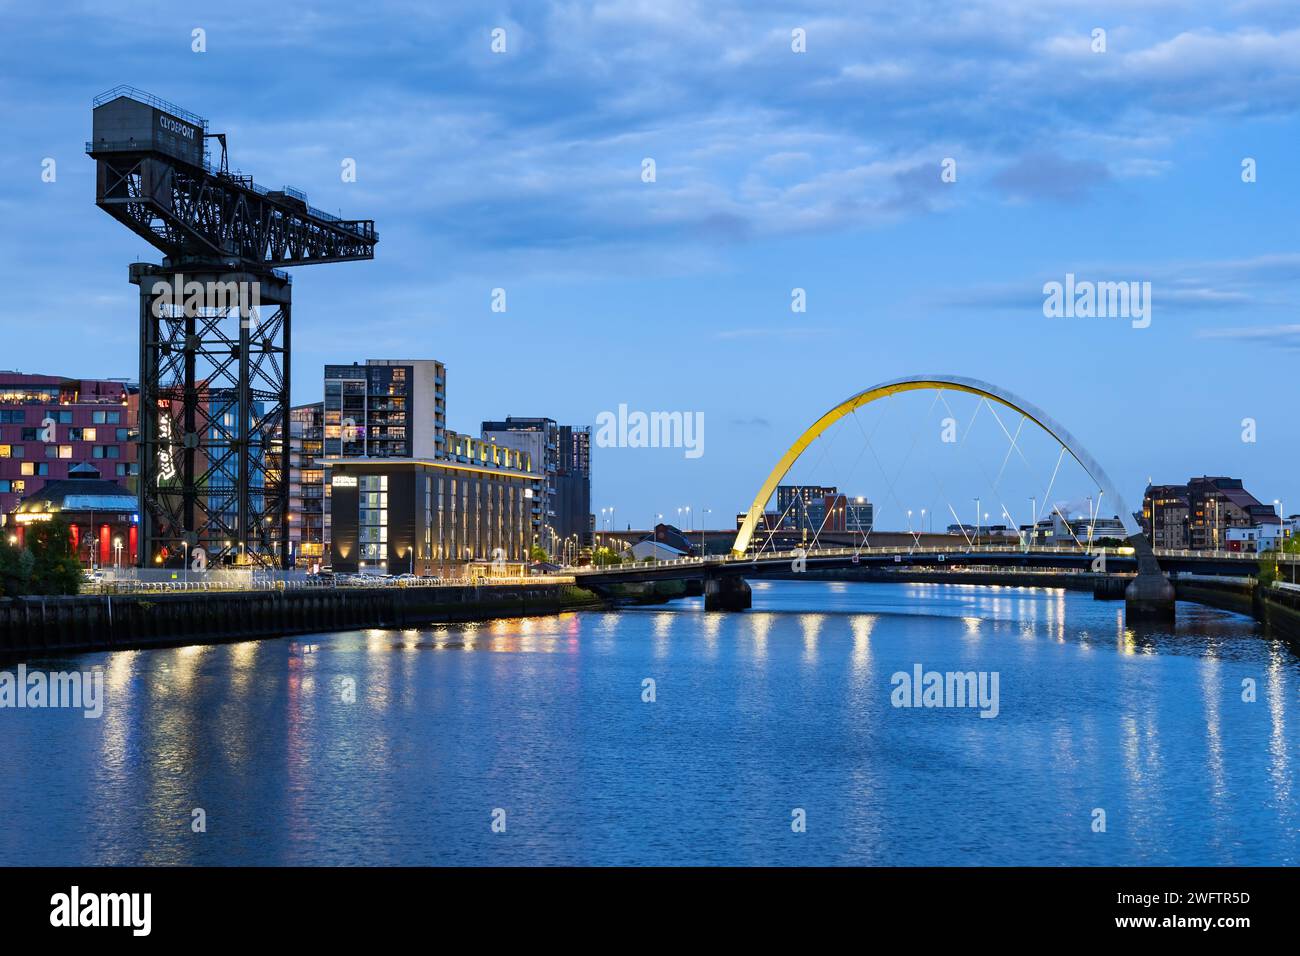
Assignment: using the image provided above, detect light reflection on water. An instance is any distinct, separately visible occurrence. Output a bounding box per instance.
[1,580,1297,866]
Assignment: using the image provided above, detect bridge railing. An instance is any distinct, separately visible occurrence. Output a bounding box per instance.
[572,542,1279,575]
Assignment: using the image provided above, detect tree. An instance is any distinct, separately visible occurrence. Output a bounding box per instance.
[592,546,623,567]
[21,517,82,596]
[529,544,550,564]
[0,536,34,597]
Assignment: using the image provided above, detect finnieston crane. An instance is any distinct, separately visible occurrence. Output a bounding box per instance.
[87,86,377,569]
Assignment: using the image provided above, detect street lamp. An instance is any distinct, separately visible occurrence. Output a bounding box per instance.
[974,497,981,546]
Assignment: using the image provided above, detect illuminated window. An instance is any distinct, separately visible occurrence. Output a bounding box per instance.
[59,445,72,459]
[0,445,8,457]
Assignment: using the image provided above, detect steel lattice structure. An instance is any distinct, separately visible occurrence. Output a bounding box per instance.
[88,86,376,568]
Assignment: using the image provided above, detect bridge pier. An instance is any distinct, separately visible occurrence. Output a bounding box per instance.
[705,575,752,612]
[1124,536,1176,622]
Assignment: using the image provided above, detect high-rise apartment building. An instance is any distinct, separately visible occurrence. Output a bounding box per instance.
[323,359,446,460]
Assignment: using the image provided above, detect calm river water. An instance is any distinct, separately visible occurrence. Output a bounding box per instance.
[2,580,1296,865]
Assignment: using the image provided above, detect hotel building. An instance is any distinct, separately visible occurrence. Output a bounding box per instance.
[0,371,138,524]
[327,434,539,575]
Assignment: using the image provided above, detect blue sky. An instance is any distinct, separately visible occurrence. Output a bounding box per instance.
[1,0,1297,530]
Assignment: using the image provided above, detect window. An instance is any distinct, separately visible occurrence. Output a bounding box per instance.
[0,410,23,424]
[46,409,72,424]
[59,445,72,459]
[11,480,23,494]
[0,480,9,493]
[21,428,37,441]
[116,428,130,441]
[21,462,33,476]
[0,445,8,457]
[46,444,58,458]
[91,410,121,425]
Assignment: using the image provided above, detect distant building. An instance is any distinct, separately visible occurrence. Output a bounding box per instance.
[1225,524,1282,554]
[624,523,693,561]
[775,485,837,530]
[1140,483,1191,549]
[805,494,873,534]
[557,424,592,546]
[0,371,138,521]
[270,403,325,569]
[1020,514,1126,546]
[481,416,592,551]
[1142,476,1279,550]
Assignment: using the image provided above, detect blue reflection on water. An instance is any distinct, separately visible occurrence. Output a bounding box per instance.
[1,581,1296,865]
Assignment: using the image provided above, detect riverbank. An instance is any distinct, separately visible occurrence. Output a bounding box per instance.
[0,582,603,661]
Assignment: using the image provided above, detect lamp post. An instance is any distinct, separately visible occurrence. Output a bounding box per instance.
[974,497,981,546]
[700,508,711,557]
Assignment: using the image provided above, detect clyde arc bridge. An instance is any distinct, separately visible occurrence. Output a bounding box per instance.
[577,375,1281,617]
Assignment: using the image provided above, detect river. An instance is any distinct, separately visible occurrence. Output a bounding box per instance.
[1,580,1295,865]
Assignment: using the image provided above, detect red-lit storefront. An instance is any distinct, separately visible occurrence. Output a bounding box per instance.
[6,468,139,568]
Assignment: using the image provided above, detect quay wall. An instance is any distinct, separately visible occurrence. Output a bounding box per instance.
[0,584,602,661]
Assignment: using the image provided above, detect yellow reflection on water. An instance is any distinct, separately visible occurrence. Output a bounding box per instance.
[748,612,772,661]
[653,612,674,659]
[1199,653,1225,813]
[850,615,875,676]
[1266,646,1293,814]
[701,612,722,658]
[800,613,824,664]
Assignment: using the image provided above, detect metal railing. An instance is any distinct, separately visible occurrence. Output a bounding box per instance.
[573,542,1285,575]
[82,570,575,594]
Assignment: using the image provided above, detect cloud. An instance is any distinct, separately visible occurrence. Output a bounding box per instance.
[5,2,1300,273]
[1197,324,1300,348]
[991,152,1111,203]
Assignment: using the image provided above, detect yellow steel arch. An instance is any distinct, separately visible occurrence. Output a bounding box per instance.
[732,374,1139,556]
